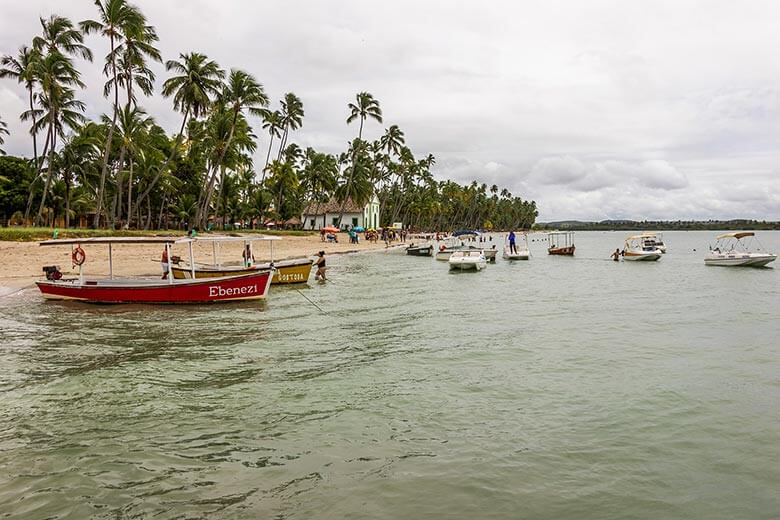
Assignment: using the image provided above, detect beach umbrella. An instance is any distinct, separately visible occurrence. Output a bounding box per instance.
[322,226,340,233]
[353,226,365,232]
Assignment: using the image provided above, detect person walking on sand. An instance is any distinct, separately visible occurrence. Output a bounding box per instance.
[315,251,327,280]
[508,231,517,254]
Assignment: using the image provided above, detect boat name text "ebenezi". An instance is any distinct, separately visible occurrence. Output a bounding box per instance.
[208,284,258,297]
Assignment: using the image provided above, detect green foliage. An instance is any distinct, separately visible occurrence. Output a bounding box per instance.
[0,156,35,217]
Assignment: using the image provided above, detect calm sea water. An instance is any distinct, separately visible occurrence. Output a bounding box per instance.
[1,231,778,519]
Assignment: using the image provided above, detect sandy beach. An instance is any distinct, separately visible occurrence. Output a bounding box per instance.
[0,234,396,291]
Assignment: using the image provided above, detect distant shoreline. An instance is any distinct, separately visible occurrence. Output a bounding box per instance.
[534,219,779,231]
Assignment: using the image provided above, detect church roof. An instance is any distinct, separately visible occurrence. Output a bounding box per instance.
[303,197,363,215]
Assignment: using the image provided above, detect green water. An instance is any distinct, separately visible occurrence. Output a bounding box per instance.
[1,231,778,519]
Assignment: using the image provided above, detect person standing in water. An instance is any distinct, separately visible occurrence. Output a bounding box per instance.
[611,248,621,261]
[508,231,517,254]
[315,251,327,280]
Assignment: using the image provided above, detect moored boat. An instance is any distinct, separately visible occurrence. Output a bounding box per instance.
[36,237,273,304]
[171,257,312,284]
[548,231,575,255]
[406,243,434,256]
[469,245,497,262]
[170,235,313,284]
[503,232,530,260]
[448,250,487,271]
[622,235,662,261]
[704,232,776,267]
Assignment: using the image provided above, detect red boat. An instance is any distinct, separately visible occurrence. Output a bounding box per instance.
[36,237,273,304]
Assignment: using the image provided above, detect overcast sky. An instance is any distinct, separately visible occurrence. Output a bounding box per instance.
[1,0,779,221]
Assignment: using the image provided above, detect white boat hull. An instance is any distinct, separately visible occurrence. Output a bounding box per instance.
[449,259,487,270]
[704,253,776,267]
[503,248,530,260]
[623,251,662,261]
[436,249,457,261]
[448,251,487,271]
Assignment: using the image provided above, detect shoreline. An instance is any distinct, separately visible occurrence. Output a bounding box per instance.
[0,235,406,294]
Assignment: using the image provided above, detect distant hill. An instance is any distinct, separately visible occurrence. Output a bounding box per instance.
[534,219,780,231]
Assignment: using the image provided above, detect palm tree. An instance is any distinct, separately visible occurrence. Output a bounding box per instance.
[58,125,101,227]
[275,92,304,161]
[346,91,382,140]
[1,46,43,182]
[33,15,93,61]
[81,0,144,227]
[266,159,299,221]
[339,92,382,225]
[134,52,224,217]
[21,50,86,225]
[109,21,160,108]
[111,105,153,224]
[30,89,87,224]
[261,109,282,176]
[379,124,404,157]
[0,115,8,154]
[301,150,338,223]
[197,68,267,226]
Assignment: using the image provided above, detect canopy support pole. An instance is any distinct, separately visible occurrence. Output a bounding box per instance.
[188,241,195,279]
[166,243,173,284]
[108,243,113,280]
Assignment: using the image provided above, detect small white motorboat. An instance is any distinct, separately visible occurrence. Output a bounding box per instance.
[622,235,662,261]
[448,250,487,271]
[704,232,776,267]
[435,237,465,261]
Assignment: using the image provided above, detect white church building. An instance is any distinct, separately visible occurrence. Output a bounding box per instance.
[302,194,380,230]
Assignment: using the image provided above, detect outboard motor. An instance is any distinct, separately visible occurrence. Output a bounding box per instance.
[43,265,62,280]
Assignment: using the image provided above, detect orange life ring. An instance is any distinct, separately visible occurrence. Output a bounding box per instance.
[72,246,86,266]
[439,244,446,251]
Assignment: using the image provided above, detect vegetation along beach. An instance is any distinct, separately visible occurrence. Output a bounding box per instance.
[1,1,779,519]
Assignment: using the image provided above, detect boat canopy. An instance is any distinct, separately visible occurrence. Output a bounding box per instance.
[40,236,191,246]
[626,234,659,240]
[547,231,574,235]
[193,234,281,242]
[715,232,755,240]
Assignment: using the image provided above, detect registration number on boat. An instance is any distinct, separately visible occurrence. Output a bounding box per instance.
[278,273,306,282]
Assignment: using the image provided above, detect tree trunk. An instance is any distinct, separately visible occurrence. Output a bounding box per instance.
[25,129,51,223]
[36,114,56,226]
[94,33,119,228]
[157,194,166,230]
[24,86,39,223]
[126,152,133,227]
[64,168,71,228]
[276,124,288,162]
[197,110,238,228]
[112,145,126,227]
[263,133,275,175]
